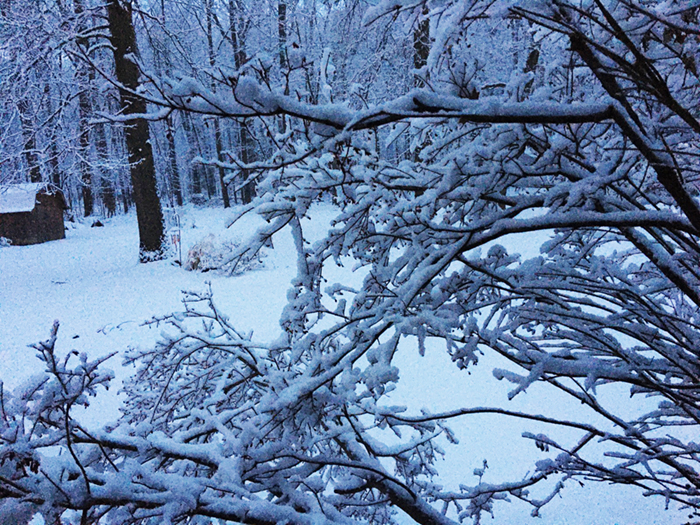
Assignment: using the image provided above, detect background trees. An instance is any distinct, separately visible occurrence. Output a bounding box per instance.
[1,0,700,524]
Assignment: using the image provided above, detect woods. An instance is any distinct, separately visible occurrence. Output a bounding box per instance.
[1,1,699,524]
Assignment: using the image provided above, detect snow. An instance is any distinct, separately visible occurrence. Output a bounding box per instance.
[0,207,297,421]
[0,204,686,524]
[0,182,47,214]
[388,338,683,525]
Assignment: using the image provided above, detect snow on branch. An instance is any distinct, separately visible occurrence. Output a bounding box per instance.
[5,0,700,523]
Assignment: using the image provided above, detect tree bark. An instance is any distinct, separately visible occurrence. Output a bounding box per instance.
[166,117,183,207]
[413,7,430,88]
[278,0,288,70]
[106,0,165,261]
[17,99,41,183]
[239,121,255,204]
[180,113,202,198]
[229,1,255,203]
[213,119,230,207]
[96,123,116,217]
[206,0,231,208]
[74,0,94,216]
[78,86,94,217]
[43,81,62,187]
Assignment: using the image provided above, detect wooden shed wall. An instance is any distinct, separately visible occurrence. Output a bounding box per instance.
[0,193,66,245]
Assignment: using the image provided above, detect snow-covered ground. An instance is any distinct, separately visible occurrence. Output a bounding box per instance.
[0,206,299,424]
[0,205,684,524]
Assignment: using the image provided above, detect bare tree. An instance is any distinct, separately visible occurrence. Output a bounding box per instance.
[106,0,165,260]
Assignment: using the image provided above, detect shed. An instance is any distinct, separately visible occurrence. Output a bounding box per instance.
[0,183,68,245]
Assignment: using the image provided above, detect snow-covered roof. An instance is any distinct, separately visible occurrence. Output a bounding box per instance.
[0,183,56,214]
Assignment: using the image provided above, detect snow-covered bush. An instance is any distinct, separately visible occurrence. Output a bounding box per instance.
[184,233,266,274]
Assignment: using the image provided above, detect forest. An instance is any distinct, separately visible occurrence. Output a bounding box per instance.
[1,0,700,524]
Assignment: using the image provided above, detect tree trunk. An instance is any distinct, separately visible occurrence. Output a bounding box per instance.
[229,0,246,71]
[101,177,116,217]
[166,116,183,207]
[278,0,288,70]
[44,87,62,187]
[213,119,230,207]
[180,113,202,198]
[74,0,94,216]
[96,123,116,217]
[229,1,255,203]
[413,7,430,88]
[412,7,431,167]
[106,0,165,261]
[79,87,94,217]
[18,99,41,183]
[239,121,255,204]
[206,0,230,208]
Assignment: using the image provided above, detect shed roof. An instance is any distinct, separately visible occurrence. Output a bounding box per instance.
[0,183,66,214]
